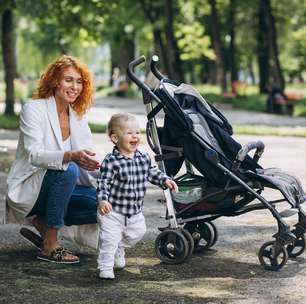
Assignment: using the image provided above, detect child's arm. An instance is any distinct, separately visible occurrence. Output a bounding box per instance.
[97,156,115,214]
[147,154,178,191]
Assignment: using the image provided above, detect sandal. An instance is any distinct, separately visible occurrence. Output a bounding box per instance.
[37,247,80,264]
[20,227,43,250]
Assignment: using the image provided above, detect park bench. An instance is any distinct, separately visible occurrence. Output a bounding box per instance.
[222,81,247,98]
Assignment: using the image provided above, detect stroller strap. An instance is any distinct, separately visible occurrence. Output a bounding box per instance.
[155,145,184,162]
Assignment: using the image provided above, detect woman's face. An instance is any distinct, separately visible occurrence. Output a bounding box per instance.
[54,67,83,105]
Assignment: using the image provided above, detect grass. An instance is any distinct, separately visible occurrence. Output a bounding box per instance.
[0,114,19,129]
[233,124,306,137]
[88,123,107,133]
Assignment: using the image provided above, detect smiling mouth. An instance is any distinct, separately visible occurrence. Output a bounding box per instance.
[130,141,139,147]
[67,91,78,98]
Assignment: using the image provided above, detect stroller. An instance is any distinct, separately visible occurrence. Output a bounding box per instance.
[127,56,306,271]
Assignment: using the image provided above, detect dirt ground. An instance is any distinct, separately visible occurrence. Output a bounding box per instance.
[1,211,306,304]
[1,135,306,304]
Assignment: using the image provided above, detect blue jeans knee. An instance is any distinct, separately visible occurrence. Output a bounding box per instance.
[29,162,79,228]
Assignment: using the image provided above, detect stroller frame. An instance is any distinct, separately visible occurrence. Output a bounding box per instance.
[127,55,306,270]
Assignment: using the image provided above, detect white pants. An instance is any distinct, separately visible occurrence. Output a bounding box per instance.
[97,211,146,271]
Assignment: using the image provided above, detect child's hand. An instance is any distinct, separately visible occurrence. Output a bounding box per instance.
[98,201,112,215]
[164,179,178,192]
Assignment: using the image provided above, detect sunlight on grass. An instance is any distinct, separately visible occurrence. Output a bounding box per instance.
[234,124,306,137]
[0,114,19,129]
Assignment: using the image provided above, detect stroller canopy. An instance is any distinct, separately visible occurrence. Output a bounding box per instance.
[155,80,260,185]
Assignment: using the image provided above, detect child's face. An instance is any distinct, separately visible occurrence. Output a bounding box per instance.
[111,119,141,156]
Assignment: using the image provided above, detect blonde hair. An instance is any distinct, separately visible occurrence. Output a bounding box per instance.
[107,113,137,137]
[32,55,94,117]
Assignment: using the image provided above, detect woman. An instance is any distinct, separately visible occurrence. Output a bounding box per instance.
[6,55,100,263]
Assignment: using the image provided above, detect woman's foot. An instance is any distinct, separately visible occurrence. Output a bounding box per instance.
[37,247,80,264]
[41,227,79,263]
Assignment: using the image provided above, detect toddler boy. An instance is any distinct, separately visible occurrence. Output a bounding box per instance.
[96,113,177,279]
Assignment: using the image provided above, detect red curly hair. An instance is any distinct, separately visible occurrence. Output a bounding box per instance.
[33,55,94,117]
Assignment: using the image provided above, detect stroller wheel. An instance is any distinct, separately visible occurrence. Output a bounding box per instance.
[184,221,214,252]
[206,222,218,247]
[286,232,306,258]
[181,228,194,260]
[155,229,189,264]
[258,241,288,271]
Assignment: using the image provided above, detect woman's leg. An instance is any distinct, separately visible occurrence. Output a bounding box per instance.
[29,163,78,258]
[64,185,97,226]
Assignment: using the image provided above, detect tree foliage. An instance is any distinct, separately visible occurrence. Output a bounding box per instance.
[1,0,306,111]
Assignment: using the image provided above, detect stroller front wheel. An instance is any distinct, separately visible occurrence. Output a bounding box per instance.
[155,229,190,264]
[258,241,288,271]
[181,228,195,260]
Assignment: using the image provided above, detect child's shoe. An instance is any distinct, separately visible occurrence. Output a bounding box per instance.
[114,247,125,269]
[99,269,115,280]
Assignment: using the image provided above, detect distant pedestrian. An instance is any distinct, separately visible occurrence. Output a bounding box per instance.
[266,86,290,115]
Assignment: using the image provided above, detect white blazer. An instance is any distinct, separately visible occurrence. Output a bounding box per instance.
[6,96,100,248]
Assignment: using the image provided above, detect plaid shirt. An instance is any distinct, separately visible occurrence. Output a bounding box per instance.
[97,147,169,216]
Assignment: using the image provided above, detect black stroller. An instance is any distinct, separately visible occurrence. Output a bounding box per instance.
[127,56,306,271]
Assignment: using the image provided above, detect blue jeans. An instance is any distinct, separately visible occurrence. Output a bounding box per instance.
[28,163,97,228]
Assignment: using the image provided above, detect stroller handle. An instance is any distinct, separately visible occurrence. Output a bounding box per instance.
[236,140,265,163]
[127,56,148,90]
[150,55,166,80]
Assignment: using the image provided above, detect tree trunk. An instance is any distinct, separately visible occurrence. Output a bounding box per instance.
[228,0,238,84]
[264,0,285,90]
[257,0,270,93]
[208,0,227,92]
[164,0,184,82]
[1,9,16,115]
[110,32,135,84]
[153,29,170,77]
[248,57,255,85]
[139,0,170,77]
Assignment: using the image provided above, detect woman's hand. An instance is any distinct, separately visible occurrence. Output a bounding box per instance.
[65,150,100,171]
[98,201,112,215]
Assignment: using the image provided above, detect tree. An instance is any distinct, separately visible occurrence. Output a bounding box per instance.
[208,0,227,92]
[257,0,270,93]
[265,0,284,90]
[164,0,184,82]
[257,0,284,92]
[1,4,17,115]
[228,0,238,84]
[140,0,184,81]
[139,1,170,75]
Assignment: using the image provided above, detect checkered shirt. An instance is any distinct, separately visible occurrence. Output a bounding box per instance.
[97,147,169,216]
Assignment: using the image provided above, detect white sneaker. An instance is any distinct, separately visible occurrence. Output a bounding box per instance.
[99,269,115,280]
[114,247,126,269]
